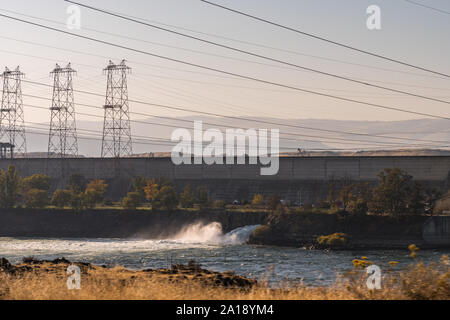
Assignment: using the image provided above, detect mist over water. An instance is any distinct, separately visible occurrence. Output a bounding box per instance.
[0,222,447,286]
[171,222,260,245]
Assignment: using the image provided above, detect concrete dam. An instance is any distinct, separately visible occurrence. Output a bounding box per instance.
[1,156,449,203]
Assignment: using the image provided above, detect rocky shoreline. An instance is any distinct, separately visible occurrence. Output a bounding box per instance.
[0,257,256,291]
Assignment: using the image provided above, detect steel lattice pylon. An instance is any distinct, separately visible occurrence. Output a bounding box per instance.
[101,60,132,158]
[48,63,78,158]
[0,66,26,157]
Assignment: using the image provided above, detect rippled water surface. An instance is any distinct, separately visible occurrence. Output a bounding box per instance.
[0,224,447,286]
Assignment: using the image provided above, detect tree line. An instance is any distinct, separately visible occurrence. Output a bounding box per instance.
[0,165,447,215]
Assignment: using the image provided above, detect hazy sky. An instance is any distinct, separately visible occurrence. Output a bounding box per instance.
[0,0,449,133]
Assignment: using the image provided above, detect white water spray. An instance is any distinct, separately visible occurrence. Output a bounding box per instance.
[171,222,260,245]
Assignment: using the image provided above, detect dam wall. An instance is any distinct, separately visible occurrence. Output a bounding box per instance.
[0,209,268,238]
[423,216,450,246]
[1,156,449,203]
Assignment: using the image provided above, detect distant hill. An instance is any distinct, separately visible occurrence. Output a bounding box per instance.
[22,117,449,157]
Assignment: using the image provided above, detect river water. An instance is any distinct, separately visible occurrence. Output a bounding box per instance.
[0,222,448,286]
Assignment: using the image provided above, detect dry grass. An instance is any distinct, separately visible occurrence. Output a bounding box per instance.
[0,256,448,300]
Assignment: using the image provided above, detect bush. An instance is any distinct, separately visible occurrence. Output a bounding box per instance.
[347,198,368,215]
[369,168,412,215]
[122,192,142,210]
[70,192,83,211]
[85,179,108,205]
[82,190,98,209]
[24,188,48,208]
[408,183,426,214]
[317,233,348,248]
[251,194,264,206]
[131,177,147,202]
[22,174,51,192]
[0,165,21,208]
[179,185,195,208]
[67,173,86,194]
[212,200,226,209]
[51,189,72,208]
[196,186,210,208]
[152,186,178,211]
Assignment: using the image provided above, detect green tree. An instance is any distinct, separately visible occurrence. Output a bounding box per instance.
[338,185,355,210]
[212,200,226,209]
[326,182,338,207]
[122,191,142,210]
[70,192,83,211]
[21,173,51,209]
[354,182,373,204]
[0,165,22,208]
[22,174,51,192]
[24,189,48,208]
[84,179,108,206]
[195,186,210,208]
[153,185,178,211]
[251,194,264,206]
[179,185,195,208]
[82,190,99,209]
[144,179,159,202]
[347,198,368,215]
[67,173,85,194]
[132,177,148,202]
[51,189,72,208]
[369,168,412,215]
[0,170,6,208]
[345,183,372,215]
[408,182,426,214]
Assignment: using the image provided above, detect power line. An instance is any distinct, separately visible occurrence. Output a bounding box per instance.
[3,35,450,92]
[21,80,450,146]
[63,1,450,106]
[1,7,399,80]
[2,6,445,81]
[5,46,450,100]
[404,0,450,15]
[199,0,450,78]
[4,44,450,123]
[23,99,427,149]
[24,121,450,152]
[2,14,450,122]
[31,120,400,152]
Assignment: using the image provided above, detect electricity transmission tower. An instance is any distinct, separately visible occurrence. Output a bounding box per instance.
[101,60,133,158]
[48,63,78,158]
[0,66,26,157]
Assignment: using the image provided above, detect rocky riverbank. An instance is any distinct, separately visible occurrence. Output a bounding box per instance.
[1,256,448,300]
[0,257,257,300]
